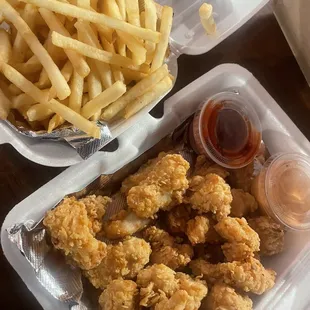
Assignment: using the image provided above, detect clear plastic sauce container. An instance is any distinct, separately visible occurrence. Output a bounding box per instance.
[251,153,310,231]
[189,92,262,169]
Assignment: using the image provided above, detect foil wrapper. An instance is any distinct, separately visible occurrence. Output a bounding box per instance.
[6,116,269,308]
[6,120,112,160]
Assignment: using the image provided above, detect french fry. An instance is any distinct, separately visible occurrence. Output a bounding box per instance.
[0,78,12,99]
[75,21,113,88]
[199,3,216,35]
[69,70,84,113]
[47,113,64,132]
[12,61,42,76]
[27,102,54,121]
[12,93,36,109]
[117,31,146,65]
[101,64,168,121]
[140,11,145,28]
[151,6,173,72]
[86,60,102,120]
[82,80,126,119]
[121,67,147,81]
[49,60,73,99]
[115,0,126,20]
[77,0,90,8]
[1,63,100,138]
[21,0,161,42]
[0,88,11,119]
[36,69,51,89]
[82,93,89,106]
[0,0,71,100]
[8,83,22,95]
[39,8,90,78]
[90,0,97,10]
[12,4,37,62]
[52,32,146,71]
[125,0,140,27]
[144,0,157,64]
[124,75,172,118]
[0,29,12,64]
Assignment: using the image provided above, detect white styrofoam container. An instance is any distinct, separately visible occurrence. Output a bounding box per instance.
[2,64,310,310]
[0,0,269,167]
[273,0,310,87]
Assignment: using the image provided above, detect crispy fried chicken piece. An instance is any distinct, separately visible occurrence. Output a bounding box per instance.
[84,237,151,289]
[228,162,254,193]
[154,290,190,310]
[137,264,179,307]
[186,174,232,221]
[80,195,111,235]
[176,273,208,309]
[206,283,253,310]
[186,215,209,245]
[215,217,260,252]
[190,257,276,294]
[98,279,139,310]
[167,205,192,234]
[194,155,230,179]
[127,154,190,218]
[230,189,258,218]
[43,196,108,270]
[121,152,167,194]
[143,226,193,270]
[103,210,150,239]
[248,216,284,256]
[222,243,254,262]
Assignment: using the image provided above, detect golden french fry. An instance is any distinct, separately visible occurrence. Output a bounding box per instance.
[90,0,97,9]
[39,8,90,78]
[151,6,173,72]
[124,75,172,118]
[36,69,51,89]
[12,4,37,62]
[21,0,161,42]
[121,67,147,81]
[140,11,145,28]
[75,21,113,88]
[115,0,126,20]
[0,29,12,64]
[125,0,140,27]
[1,63,100,137]
[0,87,11,119]
[87,61,102,120]
[49,60,73,99]
[44,30,67,61]
[117,31,146,65]
[144,0,157,63]
[48,114,64,132]
[82,80,126,119]
[27,103,54,121]
[0,0,71,100]
[101,64,168,121]
[52,32,146,71]
[69,70,84,113]
[12,93,36,109]
[12,61,42,76]
[8,83,22,95]
[199,3,216,35]
[82,93,89,106]
[77,0,90,8]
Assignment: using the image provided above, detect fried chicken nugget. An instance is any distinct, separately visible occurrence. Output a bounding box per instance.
[194,155,230,179]
[80,195,111,235]
[186,174,232,221]
[248,216,284,256]
[190,257,276,294]
[85,237,151,289]
[167,204,192,234]
[230,189,258,218]
[137,264,179,307]
[144,226,193,270]
[43,196,108,270]
[221,242,254,262]
[103,210,150,239]
[206,283,253,310]
[186,215,210,245]
[154,290,190,310]
[99,279,139,310]
[127,154,190,218]
[215,217,260,252]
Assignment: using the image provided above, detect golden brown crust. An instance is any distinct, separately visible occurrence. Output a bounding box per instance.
[98,279,139,310]
[84,237,151,289]
[144,226,193,270]
[127,154,190,218]
[248,216,284,256]
[43,196,107,270]
[186,174,232,221]
[167,204,192,234]
[222,242,254,262]
[194,155,230,179]
[186,215,209,245]
[230,189,258,218]
[190,257,276,295]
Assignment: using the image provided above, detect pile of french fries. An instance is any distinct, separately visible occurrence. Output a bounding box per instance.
[0,0,174,138]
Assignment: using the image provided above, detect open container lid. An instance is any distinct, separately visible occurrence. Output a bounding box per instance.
[0,0,270,167]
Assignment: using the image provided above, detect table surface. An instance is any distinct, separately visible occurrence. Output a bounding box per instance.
[1,3,310,310]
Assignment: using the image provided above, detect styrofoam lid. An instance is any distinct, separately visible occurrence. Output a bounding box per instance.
[163,0,270,56]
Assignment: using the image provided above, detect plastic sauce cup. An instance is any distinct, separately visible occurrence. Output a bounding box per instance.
[189,92,262,169]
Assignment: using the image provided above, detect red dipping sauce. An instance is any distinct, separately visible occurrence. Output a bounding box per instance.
[190,92,262,169]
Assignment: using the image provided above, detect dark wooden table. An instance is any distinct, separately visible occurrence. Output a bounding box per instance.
[1,4,310,310]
